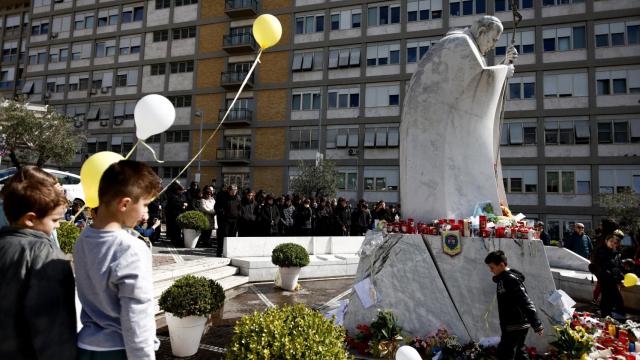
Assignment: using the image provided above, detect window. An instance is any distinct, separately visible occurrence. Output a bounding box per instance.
[2,42,18,63]
[544,119,590,145]
[223,173,249,189]
[368,4,401,27]
[150,63,166,75]
[170,61,194,73]
[546,171,578,193]
[543,0,584,5]
[496,30,535,55]
[543,72,588,97]
[292,91,321,111]
[119,36,142,55]
[147,134,161,143]
[71,42,92,60]
[407,0,443,21]
[330,8,362,30]
[328,47,361,69]
[175,0,198,6]
[97,8,119,27]
[325,127,358,149]
[543,26,586,52]
[156,0,171,9]
[406,39,437,63]
[367,43,401,66]
[48,47,68,63]
[364,126,399,148]
[28,48,47,65]
[290,127,319,150]
[449,0,485,16]
[596,69,640,95]
[122,6,144,23]
[503,168,537,193]
[116,69,138,87]
[167,95,192,107]
[338,171,358,191]
[500,122,537,145]
[599,168,640,194]
[365,84,400,107]
[508,76,535,100]
[328,88,360,109]
[295,14,324,34]
[95,39,117,57]
[163,167,188,179]
[68,75,88,92]
[598,120,640,144]
[31,22,49,36]
[75,13,94,30]
[292,51,324,72]
[166,130,190,142]
[172,26,196,40]
[495,0,533,11]
[113,101,136,121]
[86,137,109,154]
[153,30,169,42]
[46,76,65,93]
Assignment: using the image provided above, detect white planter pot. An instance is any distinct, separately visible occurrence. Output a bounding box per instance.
[165,312,207,357]
[182,229,200,248]
[279,266,301,291]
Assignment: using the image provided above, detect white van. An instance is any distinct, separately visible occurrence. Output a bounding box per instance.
[0,167,84,202]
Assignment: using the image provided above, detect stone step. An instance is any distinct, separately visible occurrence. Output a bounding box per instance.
[154,265,240,299]
[217,275,250,290]
[153,257,230,284]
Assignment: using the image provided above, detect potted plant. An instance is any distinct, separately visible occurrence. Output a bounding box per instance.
[271,243,310,291]
[176,210,209,248]
[158,275,225,357]
[226,304,350,359]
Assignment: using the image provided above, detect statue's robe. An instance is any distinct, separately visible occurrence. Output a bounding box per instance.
[400,30,509,221]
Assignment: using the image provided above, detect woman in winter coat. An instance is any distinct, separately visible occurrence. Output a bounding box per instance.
[238,191,256,237]
[592,234,625,317]
[257,194,280,236]
[333,198,351,236]
[196,186,216,246]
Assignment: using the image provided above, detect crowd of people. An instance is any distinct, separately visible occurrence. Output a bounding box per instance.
[159,182,402,256]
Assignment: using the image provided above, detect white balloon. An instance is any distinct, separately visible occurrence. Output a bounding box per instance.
[395,346,422,360]
[134,94,176,140]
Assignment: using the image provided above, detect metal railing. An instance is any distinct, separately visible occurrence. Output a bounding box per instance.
[219,108,253,123]
[220,71,254,85]
[216,148,251,161]
[225,0,258,11]
[222,33,257,48]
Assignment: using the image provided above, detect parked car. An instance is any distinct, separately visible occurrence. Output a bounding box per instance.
[0,167,84,202]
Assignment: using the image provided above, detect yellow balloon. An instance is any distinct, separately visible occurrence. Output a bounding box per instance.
[253,14,282,49]
[623,273,639,287]
[80,151,124,208]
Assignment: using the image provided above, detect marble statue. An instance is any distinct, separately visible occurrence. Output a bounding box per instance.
[400,16,518,221]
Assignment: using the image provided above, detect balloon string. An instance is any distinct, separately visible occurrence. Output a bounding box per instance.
[125,140,140,160]
[140,140,164,163]
[69,204,88,224]
[158,48,264,196]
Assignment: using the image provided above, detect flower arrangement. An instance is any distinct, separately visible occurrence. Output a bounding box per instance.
[369,309,404,359]
[407,328,463,359]
[550,321,594,359]
[345,324,372,355]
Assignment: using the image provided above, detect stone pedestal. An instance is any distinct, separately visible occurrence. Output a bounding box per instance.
[344,234,556,350]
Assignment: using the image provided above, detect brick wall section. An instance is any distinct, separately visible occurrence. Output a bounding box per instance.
[198,23,225,54]
[196,58,225,88]
[200,1,225,19]
[192,129,221,161]
[195,94,223,124]
[262,0,291,10]
[253,167,284,195]
[191,166,218,185]
[256,89,287,121]
[275,14,291,46]
[254,127,285,160]
[258,51,289,84]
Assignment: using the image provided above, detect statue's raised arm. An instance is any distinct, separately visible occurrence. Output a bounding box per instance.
[400,16,513,221]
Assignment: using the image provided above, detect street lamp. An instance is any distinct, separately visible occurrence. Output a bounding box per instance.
[194,109,204,183]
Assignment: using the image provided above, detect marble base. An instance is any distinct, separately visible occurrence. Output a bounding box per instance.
[343,234,556,350]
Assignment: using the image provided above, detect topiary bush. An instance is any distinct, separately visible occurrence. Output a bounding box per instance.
[176,210,210,231]
[271,243,310,268]
[226,304,350,360]
[159,275,225,318]
[57,221,80,254]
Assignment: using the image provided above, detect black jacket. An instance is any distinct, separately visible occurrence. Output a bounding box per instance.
[592,245,624,284]
[0,227,77,360]
[257,203,280,235]
[295,206,313,230]
[493,268,543,332]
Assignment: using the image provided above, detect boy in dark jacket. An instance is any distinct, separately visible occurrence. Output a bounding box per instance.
[0,166,77,360]
[485,251,543,360]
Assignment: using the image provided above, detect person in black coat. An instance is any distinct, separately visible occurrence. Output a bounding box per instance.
[485,250,543,360]
[592,234,625,318]
[164,182,187,247]
[257,194,280,236]
[221,185,241,254]
[315,201,333,236]
[238,191,256,237]
[295,199,313,236]
[351,202,372,236]
[333,198,351,236]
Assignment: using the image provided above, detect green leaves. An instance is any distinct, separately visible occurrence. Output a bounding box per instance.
[57,221,80,254]
[176,210,210,231]
[271,243,310,268]
[159,275,225,318]
[226,304,350,360]
[289,159,339,199]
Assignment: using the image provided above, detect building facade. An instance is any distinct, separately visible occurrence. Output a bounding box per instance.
[0,0,638,240]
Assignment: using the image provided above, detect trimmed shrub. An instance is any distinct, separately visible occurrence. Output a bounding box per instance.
[271,243,310,268]
[57,221,80,254]
[159,275,225,318]
[176,210,209,231]
[226,304,349,360]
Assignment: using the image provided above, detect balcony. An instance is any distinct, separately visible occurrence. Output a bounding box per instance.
[224,0,258,17]
[219,108,253,125]
[220,71,254,89]
[216,148,251,163]
[222,33,257,53]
